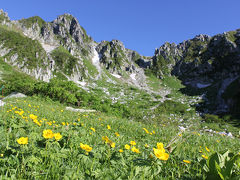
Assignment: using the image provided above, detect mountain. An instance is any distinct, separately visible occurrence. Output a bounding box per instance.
[0,9,240,122]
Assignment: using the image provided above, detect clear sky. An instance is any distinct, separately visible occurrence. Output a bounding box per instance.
[1,0,240,56]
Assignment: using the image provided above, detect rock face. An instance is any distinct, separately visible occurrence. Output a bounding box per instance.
[1,9,240,114]
[0,10,149,85]
[153,31,240,114]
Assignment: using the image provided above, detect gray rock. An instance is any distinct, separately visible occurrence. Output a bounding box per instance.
[66,107,96,113]
[0,100,5,106]
[3,92,27,99]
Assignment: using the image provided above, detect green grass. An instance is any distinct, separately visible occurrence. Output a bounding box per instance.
[83,58,98,77]
[51,46,79,76]
[0,96,239,179]
[19,16,46,29]
[0,26,47,69]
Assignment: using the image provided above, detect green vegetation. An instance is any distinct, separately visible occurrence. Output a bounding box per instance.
[83,58,98,77]
[226,31,237,42]
[182,39,208,63]
[51,46,78,75]
[152,55,170,76]
[0,13,10,24]
[0,27,47,68]
[19,16,46,29]
[0,96,239,179]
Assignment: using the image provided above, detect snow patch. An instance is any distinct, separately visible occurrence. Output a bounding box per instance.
[92,49,101,79]
[111,73,121,78]
[77,81,87,86]
[130,73,136,81]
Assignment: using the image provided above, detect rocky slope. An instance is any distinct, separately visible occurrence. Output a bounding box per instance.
[0,9,240,117]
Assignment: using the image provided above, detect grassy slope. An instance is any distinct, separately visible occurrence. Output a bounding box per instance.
[0,96,239,179]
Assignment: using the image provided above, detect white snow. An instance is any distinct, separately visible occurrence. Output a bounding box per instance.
[130,73,136,81]
[92,49,101,79]
[41,43,56,53]
[111,73,121,78]
[196,83,211,88]
[77,81,87,86]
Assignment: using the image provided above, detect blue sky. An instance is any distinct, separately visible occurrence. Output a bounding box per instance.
[1,0,240,56]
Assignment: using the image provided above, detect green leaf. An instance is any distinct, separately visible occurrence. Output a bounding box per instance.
[215,161,224,180]
[225,154,240,178]
[208,152,220,175]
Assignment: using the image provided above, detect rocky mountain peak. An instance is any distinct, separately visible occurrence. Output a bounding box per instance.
[52,14,87,46]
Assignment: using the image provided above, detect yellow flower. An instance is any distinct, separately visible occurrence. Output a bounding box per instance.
[102,136,115,148]
[202,155,208,160]
[131,146,140,153]
[145,144,149,148]
[178,134,182,137]
[0,154,3,157]
[61,110,64,112]
[143,128,149,134]
[62,122,66,126]
[152,130,156,134]
[205,147,210,152]
[80,143,92,152]
[43,129,54,139]
[17,137,28,145]
[125,144,130,150]
[110,142,115,148]
[29,114,37,120]
[157,143,164,151]
[102,136,110,144]
[115,132,120,137]
[130,141,136,146]
[54,133,62,141]
[183,160,191,164]
[153,148,169,160]
[90,127,96,132]
[119,149,123,153]
[107,125,111,130]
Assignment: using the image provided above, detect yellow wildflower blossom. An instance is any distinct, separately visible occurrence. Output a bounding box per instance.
[29,114,37,120]
[90,127,96,132]
[130,141,136,146]
[125,144,130,150]
[143,128,149,134]
[107,125,111,130]
[115,132,120,137]
[202,155,208,160]
[110,142,115,148]
[80,143,92,152]
[131,146,140,153]
[157,143,164,150]
[153,148,169,160]
[43,129,54,139]
[54,133,62,141]
[17,137,28,145]
[145,144,149,148]
[183,160,191,164]
[205,147,210,152]
[119,149,123,153]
